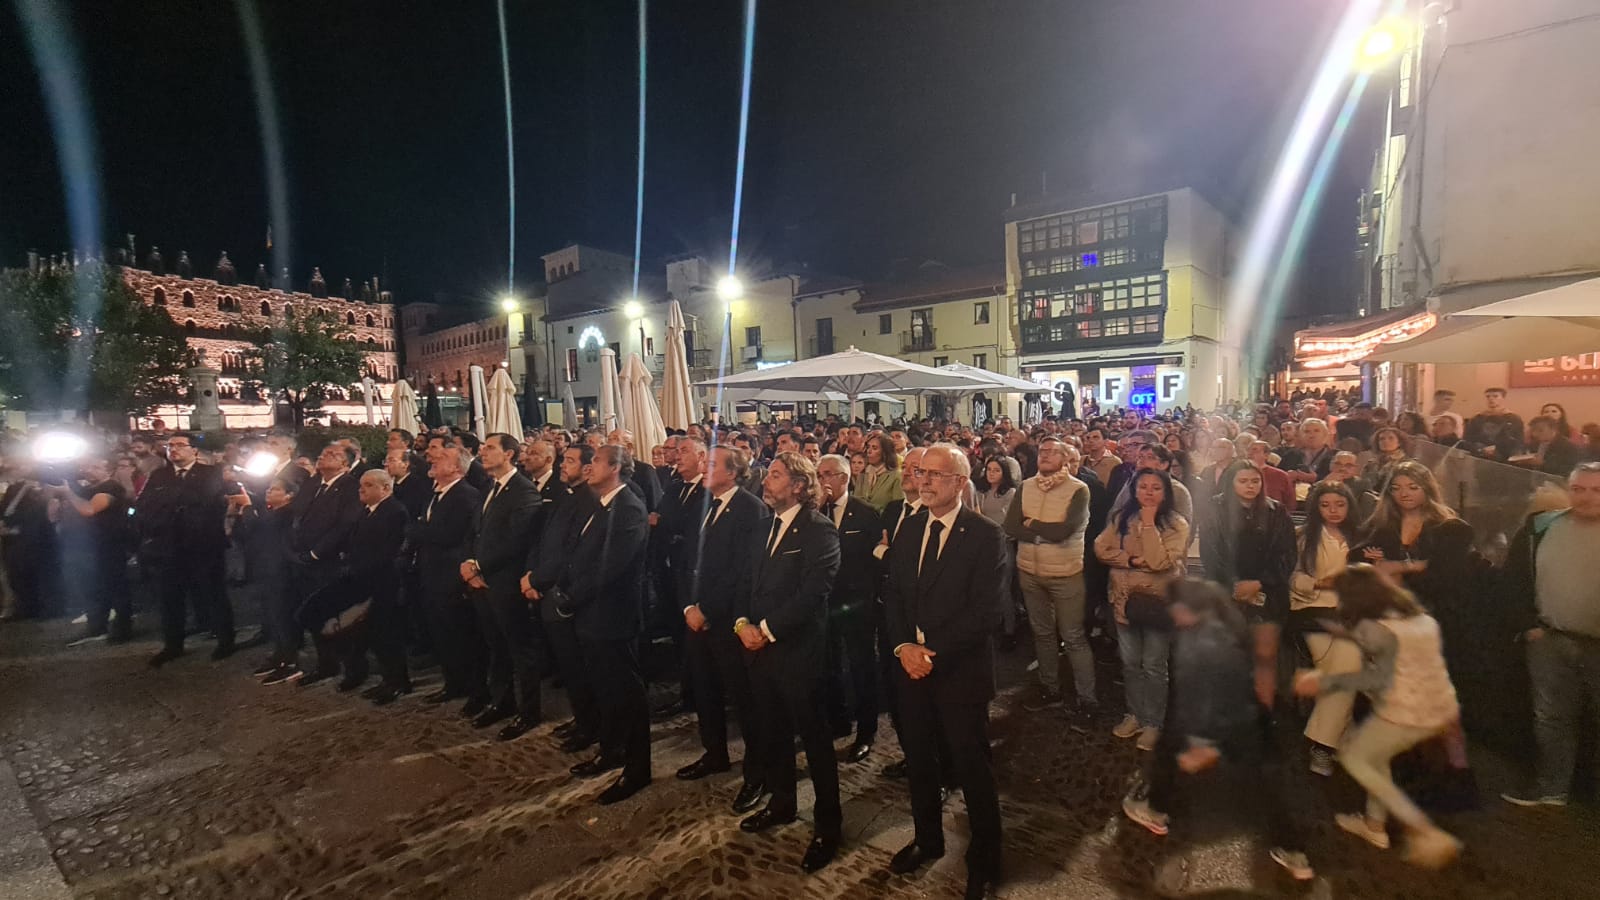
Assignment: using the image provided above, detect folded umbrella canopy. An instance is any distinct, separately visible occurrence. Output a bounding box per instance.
[484,366,523,438]
[561,384,578,429]
[469,365,489,441]
[620,352,668,452]
[660,300,698,430]
[390,378,420,432]
[599,348,621,433]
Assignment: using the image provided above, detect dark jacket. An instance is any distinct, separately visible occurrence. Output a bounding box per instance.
[1353,517,1476,625]
[882,507,1006,705]
[289,470,363,562]
[1537,436,1583,477]
[233,503,295,590]
[1200,495,1296,619]
[391,471,433,521]
[528,483,592,592]
[824,496,881,615]
[135,463,231,558]
[409,480,482,599]
[472,472,539,594]
[340,497,409,601]
[1505,509,1570,635]
[747,506,841,677]
[657,476,711,575]
[562,484,651,640]
[690,487,768,626]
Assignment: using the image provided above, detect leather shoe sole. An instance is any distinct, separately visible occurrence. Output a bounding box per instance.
[731,784,768,815]
[597,776,651,805]
[800,836,839,873]
[739,808,796,833]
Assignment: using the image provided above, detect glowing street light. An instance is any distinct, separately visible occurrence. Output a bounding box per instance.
[716,274,744,302]
[500,295,520,314]
[1355,18,1408,70]
[623,299,644,320]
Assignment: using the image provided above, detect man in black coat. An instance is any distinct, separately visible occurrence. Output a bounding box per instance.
[320,470,410,693]
[409,445,486,713]
[737,451,843,874]
[676,445,767,807]
[461,433,542,739]
[285,443,364,684]
[387,448,433,519]
[136,433,235,666]
[817,454,883,764]
[651,437,709,717]
[881,445,1006,899]
[560,444,653,805]
[523,444,600,751]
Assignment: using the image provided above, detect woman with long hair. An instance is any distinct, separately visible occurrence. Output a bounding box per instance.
[1291,481,1363,775]
[977,455,1022,650]
[852,432,903,512]
[1363,426,1413,487]
[1539,402,1574,439]
[1094,470,1190,749]
[1201,460,1296,708]
[1294,565,1463,869]
[1394,411,1429,438]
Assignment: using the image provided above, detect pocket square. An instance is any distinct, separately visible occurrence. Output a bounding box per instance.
[782,548,802,555]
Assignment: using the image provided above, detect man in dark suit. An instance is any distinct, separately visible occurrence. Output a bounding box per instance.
[676,445,768,808]
[322,470,410,693]
[652,437,709,719]
[560,444,653,806]
[383,446,434,671]
[136,433,235,666]
[882,445,1006,900]
[523,444,600,752]
[874,446,926,779]
[385,448,433,519]
[409,445,486,714]
[737,451,843,874]
[285,443,364,684]
[816,454,882,764]
[461,433,542,739]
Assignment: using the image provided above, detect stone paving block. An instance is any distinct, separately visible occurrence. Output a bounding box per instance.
[276,754,475,851]
[40,751,225,823]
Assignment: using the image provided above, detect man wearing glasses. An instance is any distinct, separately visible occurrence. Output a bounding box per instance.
[1004,437,1095,725]
[135,434,235,667]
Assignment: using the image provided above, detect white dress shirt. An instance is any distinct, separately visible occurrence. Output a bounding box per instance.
[898,504,960,657]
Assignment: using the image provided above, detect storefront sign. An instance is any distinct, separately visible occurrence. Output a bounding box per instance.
[1512,353,1600,387]
[1099,367,1130,404]
[1156,365,1186,404]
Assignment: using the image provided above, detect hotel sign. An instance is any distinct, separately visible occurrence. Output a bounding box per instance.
[1513,353,1600,387]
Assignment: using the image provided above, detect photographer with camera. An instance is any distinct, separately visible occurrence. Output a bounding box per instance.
[55,455,133,645]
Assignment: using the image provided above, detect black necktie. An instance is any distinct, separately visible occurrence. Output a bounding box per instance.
[484,481,502,511]
[704,497,722,528]
[314,481,328,500]
[679,481,694,505]
[824,500,837,522]
[920,520,945,576]
[766,517,784,555]
[426,490,442,520]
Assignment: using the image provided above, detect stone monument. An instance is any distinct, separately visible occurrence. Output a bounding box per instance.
[188,349,226,431]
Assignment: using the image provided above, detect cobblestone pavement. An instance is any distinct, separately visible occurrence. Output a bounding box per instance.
[1,618,1595,900]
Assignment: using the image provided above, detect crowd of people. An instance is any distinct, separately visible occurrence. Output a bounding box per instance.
[0,381,1596,897]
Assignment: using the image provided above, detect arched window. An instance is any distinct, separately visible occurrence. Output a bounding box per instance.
[183,320,197,334]
[365,314,375,327]
[346,311,356,326]
[182,290,195,308]
[153,287,166,306]
[260,300,271,317]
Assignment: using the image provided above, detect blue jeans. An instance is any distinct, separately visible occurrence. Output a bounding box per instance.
[1117,622,1170,730]
[1528,629,1600,797]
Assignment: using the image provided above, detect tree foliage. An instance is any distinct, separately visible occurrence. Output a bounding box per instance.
[247,309,367,428]
[0,262,188,416]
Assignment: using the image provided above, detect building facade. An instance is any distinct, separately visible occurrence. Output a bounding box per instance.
[1006,187,1240,413]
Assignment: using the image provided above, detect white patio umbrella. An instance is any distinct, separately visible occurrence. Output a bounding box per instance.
[931,362,1046,425]
[1366,316,1600,365]
[620,352,668,452]
[390,378,421,431]
[599,348,621,432]
[719,388,901,404]
[1452,276,1600,318]
[561,384,578,428]
[468,365,489,440]
[361,377,377,426]
[484,366,523,437]
[661,300,698,430]
[696,346,992,421]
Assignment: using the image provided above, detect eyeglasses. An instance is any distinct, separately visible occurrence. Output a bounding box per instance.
[915,468,966,482]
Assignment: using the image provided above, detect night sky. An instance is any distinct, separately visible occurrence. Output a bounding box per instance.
[0,1,1374,315]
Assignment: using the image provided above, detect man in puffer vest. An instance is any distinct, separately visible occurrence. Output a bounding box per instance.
[1004,436,1095,729]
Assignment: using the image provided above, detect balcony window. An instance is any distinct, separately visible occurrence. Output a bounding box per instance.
[974,301,990,325]
[878,313,892,335]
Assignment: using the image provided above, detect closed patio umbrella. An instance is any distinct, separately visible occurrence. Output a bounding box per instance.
[661,300,698,430]
[484,366,523,437]
[621,352,668,452]
[390,378,420,431]
[599,348,621,433]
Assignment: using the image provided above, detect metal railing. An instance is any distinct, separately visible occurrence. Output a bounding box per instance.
[902,327,935,352]
[1408,438,1568,562]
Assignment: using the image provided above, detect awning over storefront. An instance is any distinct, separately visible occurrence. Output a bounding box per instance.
[1292,307,1435,369]
[1366,315,1600,364]
[1021,341,1189,369]
[1452,276,1600,319]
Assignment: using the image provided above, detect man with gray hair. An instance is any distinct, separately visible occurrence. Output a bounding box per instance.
[325,468,409,696]
[411,444,486,713]
[817,453,884,763]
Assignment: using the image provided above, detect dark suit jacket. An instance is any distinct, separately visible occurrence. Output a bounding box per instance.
[628,464,663,513]
[528,484,591,593]
[409,480,482,599]
[472,472,538,594]
[289,470,363,561]
[657,477,711,573]
[825,496,880,614]
[135,462,231,558]
[564,485,650,640]
[465,457,492,493]
[883,507,1006,705]
[341,497,409,601]
[525,471,564,551]
[881,498,924,544]
[691,488,769,626]
[392,472,433,521]
[747,506,841,677]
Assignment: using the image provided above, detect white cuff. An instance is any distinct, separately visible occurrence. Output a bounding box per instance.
[683,605,696,615]
[759,619,777,643]
[873,543,888,560]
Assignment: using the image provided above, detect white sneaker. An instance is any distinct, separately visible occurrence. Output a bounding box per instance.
[71,613,88,626]
[1270,847,1315,881]
[1112,714,1140,739]
[1404,827,1461,870]
[1501,790,1568,808]
[1123,794,1169,836]
[1335,813,1390,849]
[1136,727,1161,752]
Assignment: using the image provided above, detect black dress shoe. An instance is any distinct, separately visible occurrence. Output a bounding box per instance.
[297,669,338,688]
[336,674,369,693]
[739,807,796,833]
[496,715,537,741]
[845,741,873,764]
[881,758,908,779]
[964,871,999,900]
[890,842,945,875]
[459,697,489,718]
[369,684,413,706]
[360,683,389,701]
[472,706,513,729]
[731,781,768,814]
[558,731,598,754]
[800,835,839,873]
[552,718,578,738]
[147,648,184,668]
[675,755,731,780]
[570,755,625,778]
[596,775,651,805]
[423,689,460,705]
